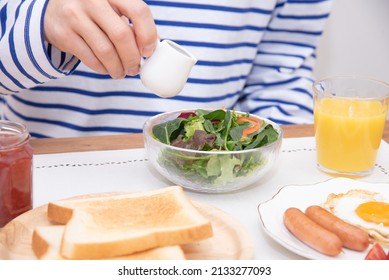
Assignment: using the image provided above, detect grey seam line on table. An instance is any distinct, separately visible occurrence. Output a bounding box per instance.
[34,159,148,169]
[33,149,389,176]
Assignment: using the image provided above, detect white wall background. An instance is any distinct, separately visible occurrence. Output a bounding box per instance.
[314,0,389,84]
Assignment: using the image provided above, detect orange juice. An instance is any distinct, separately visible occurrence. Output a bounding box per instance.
[314,98,387,174]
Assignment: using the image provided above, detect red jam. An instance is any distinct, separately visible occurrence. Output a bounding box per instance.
[0,121,33,227]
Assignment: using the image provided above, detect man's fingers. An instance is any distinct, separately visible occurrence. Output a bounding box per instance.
[44,0,158,78]
[63,34,108,75]
[76,14,127,79]
[110,0,158,57]
[88,4,142,75]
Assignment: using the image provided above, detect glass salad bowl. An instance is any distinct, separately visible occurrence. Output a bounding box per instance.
[143,109,283,193]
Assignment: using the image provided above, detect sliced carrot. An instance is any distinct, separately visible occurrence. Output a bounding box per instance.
[237,116,262,138]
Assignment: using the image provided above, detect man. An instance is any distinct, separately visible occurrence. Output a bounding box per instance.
[0,0,332,138]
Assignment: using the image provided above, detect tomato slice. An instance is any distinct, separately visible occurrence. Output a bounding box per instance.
[237,116,262,139]
[365,243,387,260]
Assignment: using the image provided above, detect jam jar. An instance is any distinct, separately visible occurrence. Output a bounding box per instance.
[0,121,33,227]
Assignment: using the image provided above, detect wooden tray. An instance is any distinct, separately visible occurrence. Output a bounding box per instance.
[0,198,253,260]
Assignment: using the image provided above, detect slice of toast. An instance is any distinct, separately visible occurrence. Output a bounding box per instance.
[32,226,186,260]
[46,186,213,259]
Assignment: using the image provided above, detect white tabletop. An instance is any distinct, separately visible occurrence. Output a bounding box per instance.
[32,137,389,260]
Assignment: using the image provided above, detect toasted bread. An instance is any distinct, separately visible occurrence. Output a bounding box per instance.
[46,186,213,259]
[32,225,186,260]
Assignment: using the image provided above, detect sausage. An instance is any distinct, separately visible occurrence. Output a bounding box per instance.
[283,207,343,256]
[305,205,369,251]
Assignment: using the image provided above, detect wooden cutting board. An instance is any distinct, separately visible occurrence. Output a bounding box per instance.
[0,198,253,260]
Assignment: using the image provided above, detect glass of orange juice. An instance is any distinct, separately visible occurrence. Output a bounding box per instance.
[313,76,389,176]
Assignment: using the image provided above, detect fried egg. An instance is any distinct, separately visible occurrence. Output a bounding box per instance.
[322,189,389,244]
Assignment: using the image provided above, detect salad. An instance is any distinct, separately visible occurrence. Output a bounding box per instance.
[151,109,280,187]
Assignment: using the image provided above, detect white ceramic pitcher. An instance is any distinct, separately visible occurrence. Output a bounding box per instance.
[140,40,197,98]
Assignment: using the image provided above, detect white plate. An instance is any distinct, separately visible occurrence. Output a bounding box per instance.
[257,177,389,260]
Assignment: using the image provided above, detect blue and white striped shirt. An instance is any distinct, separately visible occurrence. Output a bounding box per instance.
[0,0,332,138]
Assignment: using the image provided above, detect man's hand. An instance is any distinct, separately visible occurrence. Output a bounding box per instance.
[44,0,158,79]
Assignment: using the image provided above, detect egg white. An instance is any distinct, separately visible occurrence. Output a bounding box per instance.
[323,189,389,243]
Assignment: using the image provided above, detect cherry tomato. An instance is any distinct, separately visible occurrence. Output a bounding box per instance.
[365,243,387,260]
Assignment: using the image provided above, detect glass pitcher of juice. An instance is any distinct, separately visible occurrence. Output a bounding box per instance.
[0,121,33,227]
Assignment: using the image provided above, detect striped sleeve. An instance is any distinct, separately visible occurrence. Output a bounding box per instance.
[238,0,333,125]
[0,0,79,95]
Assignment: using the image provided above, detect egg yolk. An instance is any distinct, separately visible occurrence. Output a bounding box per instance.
[355,201,389,226]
